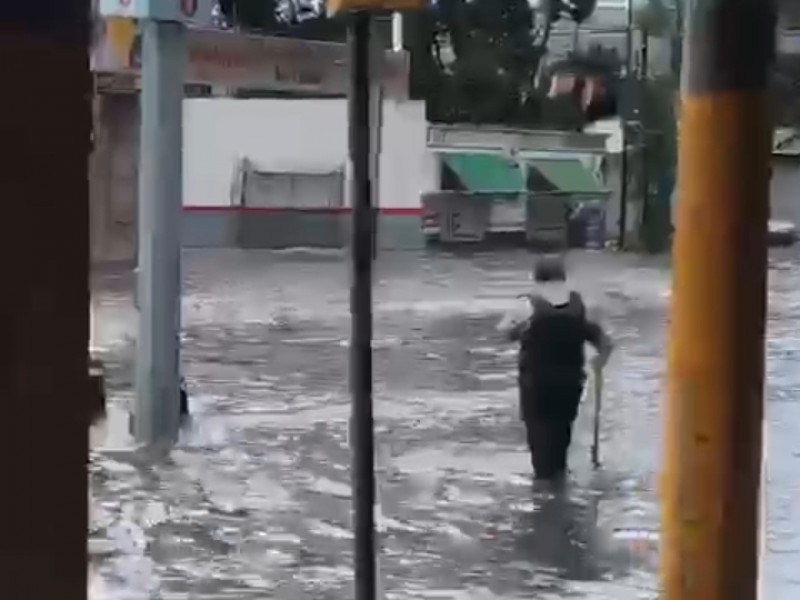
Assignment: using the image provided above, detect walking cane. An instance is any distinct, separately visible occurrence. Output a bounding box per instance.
[590,363,603,469]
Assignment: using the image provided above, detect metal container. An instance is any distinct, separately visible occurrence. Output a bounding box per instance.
[581,200,607,249]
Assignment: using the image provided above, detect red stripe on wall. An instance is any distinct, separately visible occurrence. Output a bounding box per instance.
[183,206,423,216]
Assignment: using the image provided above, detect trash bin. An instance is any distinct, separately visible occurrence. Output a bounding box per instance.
[582,200,607,249]
[566,200,606,249]
[439,196,490,244]
[526,194,569,249]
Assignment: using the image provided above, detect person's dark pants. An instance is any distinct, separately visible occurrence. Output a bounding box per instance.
[520,381,583,480]
[179,385,189,418]
[524,418,574,480]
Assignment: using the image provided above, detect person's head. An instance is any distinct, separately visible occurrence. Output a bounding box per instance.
[533,255,567,284]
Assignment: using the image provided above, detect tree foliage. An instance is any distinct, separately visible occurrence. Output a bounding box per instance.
[217,0,347,40]
[217,0,279,31]
[406,0,613,126]
[412,0,546,124]
[218,0,608,128]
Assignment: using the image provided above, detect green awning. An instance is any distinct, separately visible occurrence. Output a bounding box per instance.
[526,158,605,196]
[441,153,525,193]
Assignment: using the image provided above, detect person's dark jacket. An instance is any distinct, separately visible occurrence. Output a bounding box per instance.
[510,292,605,422]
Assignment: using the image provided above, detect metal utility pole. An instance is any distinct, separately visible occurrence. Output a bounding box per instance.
[618,0,633,248]
[98,0,210,445]
[662,2,775,599]
[1,0,90,596]
[348,12,378,599]
[134,18,186,445]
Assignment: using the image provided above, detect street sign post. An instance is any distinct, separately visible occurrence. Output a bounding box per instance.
[98,0,213,446]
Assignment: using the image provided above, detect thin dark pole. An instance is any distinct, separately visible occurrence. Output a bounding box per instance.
[619,0,633,249]
[348,10,377,600]
[639,31,650,248]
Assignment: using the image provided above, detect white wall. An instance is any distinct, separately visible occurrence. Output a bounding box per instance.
[770,157,800,224]
[183,98,431,210]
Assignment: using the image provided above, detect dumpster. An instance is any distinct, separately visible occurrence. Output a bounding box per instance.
[573,199,607,249]
[525,192,570,249]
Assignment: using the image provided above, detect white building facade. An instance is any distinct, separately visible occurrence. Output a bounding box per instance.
[182,98,433,249]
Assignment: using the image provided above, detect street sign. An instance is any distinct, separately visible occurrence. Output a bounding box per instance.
[327,0,426,17]
[98,0,214,25]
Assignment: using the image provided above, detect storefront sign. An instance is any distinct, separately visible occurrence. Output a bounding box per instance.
[92,19,409,96]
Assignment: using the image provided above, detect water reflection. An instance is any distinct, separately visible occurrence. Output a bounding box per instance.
[514,484,604,581]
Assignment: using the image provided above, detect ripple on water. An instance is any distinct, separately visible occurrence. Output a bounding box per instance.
[89,250,800,598]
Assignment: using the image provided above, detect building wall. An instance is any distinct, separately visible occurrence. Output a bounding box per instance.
[90,94,138,264]
[770,157,800,225]
[90,96,432,259]
[182,98,431,249]
[93,97,639,255]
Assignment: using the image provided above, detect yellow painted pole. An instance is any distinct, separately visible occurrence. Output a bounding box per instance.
[662,2,775,599]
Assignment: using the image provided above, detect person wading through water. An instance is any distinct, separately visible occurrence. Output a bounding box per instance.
[498,256,613,481]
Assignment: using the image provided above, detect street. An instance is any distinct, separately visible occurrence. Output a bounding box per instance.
[88,248,800,599]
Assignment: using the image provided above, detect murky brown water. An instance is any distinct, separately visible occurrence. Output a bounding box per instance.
[88,249,800,599]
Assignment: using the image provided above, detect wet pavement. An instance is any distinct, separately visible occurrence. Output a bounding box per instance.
[88,248,800,599]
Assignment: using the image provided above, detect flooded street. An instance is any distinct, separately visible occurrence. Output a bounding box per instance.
[88,248,800,599]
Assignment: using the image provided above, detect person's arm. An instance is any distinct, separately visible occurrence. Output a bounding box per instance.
[585,320,613,369]
[496,311,530,341]
[507,319,530,342]
[496,295,534,341]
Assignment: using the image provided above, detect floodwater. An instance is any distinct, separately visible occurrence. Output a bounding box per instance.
[88,248,800,599]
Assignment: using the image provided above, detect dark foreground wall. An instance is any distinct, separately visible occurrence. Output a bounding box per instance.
[1,2,90,596]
